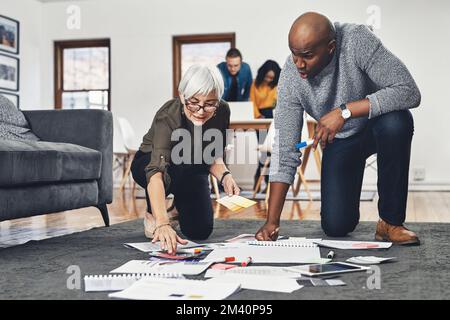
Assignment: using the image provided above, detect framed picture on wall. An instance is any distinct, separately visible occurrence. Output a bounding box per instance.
[0,91,19,108]
[172,33,235,97]
[0,53,19,91]
[0,15,19,55]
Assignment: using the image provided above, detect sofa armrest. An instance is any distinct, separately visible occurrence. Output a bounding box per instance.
[23,109,113,204]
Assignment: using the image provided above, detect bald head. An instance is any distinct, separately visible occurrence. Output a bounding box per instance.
[289,12,336,48]
[288,12,337,79]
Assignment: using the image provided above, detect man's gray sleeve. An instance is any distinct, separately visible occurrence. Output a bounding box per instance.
[269,63,304,185]
[351,25,421,119]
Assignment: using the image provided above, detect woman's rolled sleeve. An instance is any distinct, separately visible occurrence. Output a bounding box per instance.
[144,148,172,191]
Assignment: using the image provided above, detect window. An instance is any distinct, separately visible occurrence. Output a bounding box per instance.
[54,39,110,110]
[172,33,235,97]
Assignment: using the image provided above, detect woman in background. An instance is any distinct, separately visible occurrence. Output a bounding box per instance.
[250,60,281,191]
[250,60,281,119]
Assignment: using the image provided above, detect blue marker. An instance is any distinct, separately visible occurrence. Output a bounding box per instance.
[295,139,314,149]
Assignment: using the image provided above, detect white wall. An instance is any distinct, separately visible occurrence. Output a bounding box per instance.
[0,0,42,110]
[4,0,450,187]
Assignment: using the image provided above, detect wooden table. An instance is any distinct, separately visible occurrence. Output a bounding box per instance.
[229,119,272,130]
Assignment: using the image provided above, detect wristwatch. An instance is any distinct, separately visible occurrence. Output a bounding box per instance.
[220,171,231,185]
[339,103,351,120]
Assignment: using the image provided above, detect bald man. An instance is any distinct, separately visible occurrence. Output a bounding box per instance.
[256,12,421,245]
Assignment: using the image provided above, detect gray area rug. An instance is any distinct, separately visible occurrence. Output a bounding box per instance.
[0,219,449,300]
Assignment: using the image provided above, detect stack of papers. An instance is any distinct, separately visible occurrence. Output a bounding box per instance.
[110,260,213,276]
[216,195,256,211]
[314,240,392,249]
[205,266,303,279]
[203,244,329,264]
[346,256,396,264]
[207,275,303,293]
[109,278,241,300]
[123,240,201,252]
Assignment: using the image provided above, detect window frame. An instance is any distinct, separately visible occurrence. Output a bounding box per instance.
[54,38,111,110]
[172,33,235,97]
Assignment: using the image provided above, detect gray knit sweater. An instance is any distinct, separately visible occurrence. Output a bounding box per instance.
[269,22,421,185]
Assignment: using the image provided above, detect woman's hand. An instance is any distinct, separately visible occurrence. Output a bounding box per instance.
[152,224,188,254]
[222,174,240,196]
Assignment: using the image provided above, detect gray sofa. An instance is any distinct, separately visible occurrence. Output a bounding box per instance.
[0,109,113,226]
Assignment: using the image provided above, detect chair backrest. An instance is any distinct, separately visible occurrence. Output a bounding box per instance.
[258,120,275,153]
[117,116,139,152]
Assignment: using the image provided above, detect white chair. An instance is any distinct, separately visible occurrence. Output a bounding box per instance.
[116,117,140,191]
[253,120,312,203]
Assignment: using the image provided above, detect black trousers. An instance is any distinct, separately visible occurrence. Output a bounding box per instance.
[131,150,214,240]
[320,110,414,237]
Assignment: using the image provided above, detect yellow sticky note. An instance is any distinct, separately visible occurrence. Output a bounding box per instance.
[227,195,257,208]
[216,197,244,211]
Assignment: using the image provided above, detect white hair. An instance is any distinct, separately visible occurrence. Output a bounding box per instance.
[178,64,224,100]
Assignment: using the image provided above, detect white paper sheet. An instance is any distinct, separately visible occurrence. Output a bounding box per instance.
[109,278,241,300]
[203,245,323,264]
[206,275,303,293]
[314,240,392,250]
[123,240,201,252]
[346,256,396,264]
[205,266,303,279]
[110,260,213,275]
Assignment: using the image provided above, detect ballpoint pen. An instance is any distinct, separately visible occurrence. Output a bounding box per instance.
[295,139,314,149]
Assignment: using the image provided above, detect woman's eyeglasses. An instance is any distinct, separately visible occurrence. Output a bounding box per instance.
[185,99,218,113]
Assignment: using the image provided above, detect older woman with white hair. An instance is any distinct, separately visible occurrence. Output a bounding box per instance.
[131,64,240,254]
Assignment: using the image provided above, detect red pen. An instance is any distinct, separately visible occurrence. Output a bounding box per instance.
[241,257,252,267]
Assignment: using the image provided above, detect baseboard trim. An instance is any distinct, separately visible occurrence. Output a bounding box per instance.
[235,179,450,192]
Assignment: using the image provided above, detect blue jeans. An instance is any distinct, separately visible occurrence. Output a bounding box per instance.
[320,110,414,237]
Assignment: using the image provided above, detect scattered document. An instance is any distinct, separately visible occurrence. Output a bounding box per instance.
[109,278,241,300]
[123,240,201,253]
[110,260,213,276]
[314,240,392,250]
[225,234,288,243]
[205,266,303,279]
[346,256,396,264]
[298,278,346,287]
[210,263,238,270]
[216,195,256,211]
[203,245,326,264]
[207,275,303,293]
[226,234,257,243]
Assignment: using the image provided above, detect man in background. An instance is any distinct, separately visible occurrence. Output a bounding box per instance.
[217,48,253,101]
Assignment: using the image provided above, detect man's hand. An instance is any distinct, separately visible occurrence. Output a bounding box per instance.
[152,224,188,254]
[313,108,345,150]
[255,221,280,241]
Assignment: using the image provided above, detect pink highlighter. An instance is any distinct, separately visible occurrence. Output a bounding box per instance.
[241,257,252,267]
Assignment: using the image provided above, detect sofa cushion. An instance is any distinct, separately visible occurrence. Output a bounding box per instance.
[0,139,102,187]
[0,95,40,141]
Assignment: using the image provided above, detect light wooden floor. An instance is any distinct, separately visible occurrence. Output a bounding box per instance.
[1,187,449,247]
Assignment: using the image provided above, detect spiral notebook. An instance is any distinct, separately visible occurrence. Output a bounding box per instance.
[246,240,318,247]
[84,273,184,292]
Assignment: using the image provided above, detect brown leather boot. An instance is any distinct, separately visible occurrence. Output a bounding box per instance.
[375,219,420,245]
